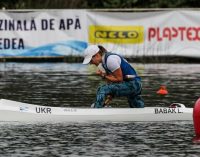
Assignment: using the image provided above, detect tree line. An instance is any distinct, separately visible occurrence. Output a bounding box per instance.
[0,0,200,9]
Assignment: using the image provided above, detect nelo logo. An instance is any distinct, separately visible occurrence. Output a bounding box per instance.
[89,26,144,44]
[95,31,139,39]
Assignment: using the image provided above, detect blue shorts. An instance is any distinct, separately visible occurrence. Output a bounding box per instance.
[94,79,144,108]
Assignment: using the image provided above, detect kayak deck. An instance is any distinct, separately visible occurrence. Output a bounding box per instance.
[0,99,193,122]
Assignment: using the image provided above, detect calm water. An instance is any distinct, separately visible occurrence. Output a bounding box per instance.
[0,62,200,156]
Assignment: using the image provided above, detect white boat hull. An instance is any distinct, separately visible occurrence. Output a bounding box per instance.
[0,99,193,122]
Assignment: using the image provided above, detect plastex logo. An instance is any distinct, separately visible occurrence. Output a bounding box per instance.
[89,25,144,44]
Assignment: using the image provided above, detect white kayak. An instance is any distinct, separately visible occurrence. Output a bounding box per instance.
[0,99,193,122]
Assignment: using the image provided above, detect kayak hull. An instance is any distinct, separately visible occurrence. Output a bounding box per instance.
[0,99,193,122]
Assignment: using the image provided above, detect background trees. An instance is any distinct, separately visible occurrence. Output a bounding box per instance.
[0,0,200,9]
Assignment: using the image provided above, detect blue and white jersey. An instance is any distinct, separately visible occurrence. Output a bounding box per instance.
[101,52,141,81]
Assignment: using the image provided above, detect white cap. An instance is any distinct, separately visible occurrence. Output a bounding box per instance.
[82,45,100,64]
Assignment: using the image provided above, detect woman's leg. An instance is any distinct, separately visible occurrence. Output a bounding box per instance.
[128,95,144,108]
[94,81,136,108]
[127,80,144,108]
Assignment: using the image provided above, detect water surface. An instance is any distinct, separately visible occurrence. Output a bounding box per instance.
[0,63,200,156]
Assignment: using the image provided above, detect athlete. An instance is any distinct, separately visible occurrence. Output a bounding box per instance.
[83,45,144,108]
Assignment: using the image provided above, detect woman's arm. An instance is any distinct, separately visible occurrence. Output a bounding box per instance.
[97,68,123,83]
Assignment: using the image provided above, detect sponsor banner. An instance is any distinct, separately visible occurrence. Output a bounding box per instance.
[89,25,144,44]
[87,11,200,57]
[0,10,200,58]
[0,10,88,57]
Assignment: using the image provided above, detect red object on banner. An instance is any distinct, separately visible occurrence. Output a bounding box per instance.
[193,98,200,144]
[157,85,168,95]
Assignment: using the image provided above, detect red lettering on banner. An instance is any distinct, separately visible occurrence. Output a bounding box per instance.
[179,27,185,41]
[172,27,178,38]
[148,26,200,41]
[148,28,156,41]
[157,28,162,41]
[187,27,193,41]
[163,28,171,40]
[193,27,200,40]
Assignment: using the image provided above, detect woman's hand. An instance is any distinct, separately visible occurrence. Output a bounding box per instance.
[96,70,106,78]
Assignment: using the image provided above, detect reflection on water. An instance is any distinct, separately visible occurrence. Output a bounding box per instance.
[0,62,200,156]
